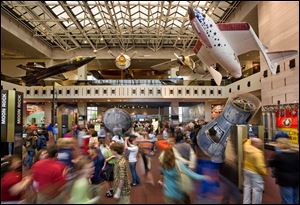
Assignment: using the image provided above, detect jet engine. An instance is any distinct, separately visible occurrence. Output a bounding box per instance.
[197,93,261,163]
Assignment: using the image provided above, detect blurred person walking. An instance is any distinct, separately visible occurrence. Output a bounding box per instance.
[159,148,210,204]
[110,143,131,204]
[1,156,32,204]
[68,157,100,204]
[268,137,299,204]
[31,145,67,204]
[243,137,267,204]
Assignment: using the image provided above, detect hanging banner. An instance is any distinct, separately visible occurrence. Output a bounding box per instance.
[276,105,298,144]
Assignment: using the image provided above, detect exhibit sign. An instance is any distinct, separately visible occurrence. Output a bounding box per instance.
[1,90,8,142]
[276,105,298,144]
[0,90,24,157]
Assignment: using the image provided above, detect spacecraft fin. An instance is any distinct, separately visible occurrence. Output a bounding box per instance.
[207,66,222,86]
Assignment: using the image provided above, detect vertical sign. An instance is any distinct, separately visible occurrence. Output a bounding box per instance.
[15,92,23,132]
[14,92,23,157]
[1,90,8,142]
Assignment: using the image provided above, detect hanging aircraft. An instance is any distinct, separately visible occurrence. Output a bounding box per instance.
[89,51,137,80]
[2,56,95,86]
[151,53,210,79]
[188,6,298,85]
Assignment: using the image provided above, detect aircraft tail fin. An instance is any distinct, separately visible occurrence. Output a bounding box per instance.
[266,50,298,74]
[207,66,223,86]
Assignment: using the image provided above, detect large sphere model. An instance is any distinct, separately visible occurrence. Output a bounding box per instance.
[103,108,132,133]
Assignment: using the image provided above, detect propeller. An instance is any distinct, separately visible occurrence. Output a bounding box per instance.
[107,50,116,58]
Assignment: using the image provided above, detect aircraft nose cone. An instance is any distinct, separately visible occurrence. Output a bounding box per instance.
[188,6,195,20]
[87,56,96,62]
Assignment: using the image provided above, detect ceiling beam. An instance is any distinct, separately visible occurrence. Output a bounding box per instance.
[82,1,109,47]
[35,1,81,49]
[59,1,96,50]
[1,11,52,58]
[20,2,69,51]
[51,47,194,60]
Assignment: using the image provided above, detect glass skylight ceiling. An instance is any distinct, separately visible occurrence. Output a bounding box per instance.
[1,1,240,51]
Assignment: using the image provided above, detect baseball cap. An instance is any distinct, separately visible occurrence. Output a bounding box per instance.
[273,131,289,140]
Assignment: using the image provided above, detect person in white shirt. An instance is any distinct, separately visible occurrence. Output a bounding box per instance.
[124,136,140,186]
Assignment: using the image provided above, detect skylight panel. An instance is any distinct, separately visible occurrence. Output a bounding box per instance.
[71,6,83,15]
[76,12,85,19]
[117,19,123,25]
[120,6,127,13]
[140,6,148,15]
[131,6,139,14]
[177,7,186,16]
[45,1,58,5]
[66,1,79,5]
[132,20,139,27]
[97,19,104,27]
[52,6,64,16]
[130,1,139,6]
[116,12,122,19]
[173,19,182,27]
[63,21,72,27]
[58,12,69,19]
[91,6,98,15]
[179,1,190,7]
[132,12,139,19]
[114,6,121,14]
[198,1,207,6]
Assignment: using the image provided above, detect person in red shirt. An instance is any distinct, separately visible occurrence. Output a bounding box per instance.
[31,145,67,204]
[1,156,32,203]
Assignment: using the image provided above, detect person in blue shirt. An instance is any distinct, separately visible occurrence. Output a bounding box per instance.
[159,148,211,204]
[88,146,105,197]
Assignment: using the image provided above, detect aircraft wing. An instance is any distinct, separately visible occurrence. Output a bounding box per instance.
[218,23,262,55]
[45,74,67,81]
[218,22,298,74]
[151,59,178,71]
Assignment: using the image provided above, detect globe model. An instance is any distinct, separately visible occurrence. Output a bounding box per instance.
[103,108,132,133]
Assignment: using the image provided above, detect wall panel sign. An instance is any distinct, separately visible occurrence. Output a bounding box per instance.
[1,90,8,141]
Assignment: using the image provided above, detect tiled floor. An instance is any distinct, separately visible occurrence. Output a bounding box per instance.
[101,149,282,204]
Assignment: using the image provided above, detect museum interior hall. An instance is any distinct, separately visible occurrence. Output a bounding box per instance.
[1,1,299,204]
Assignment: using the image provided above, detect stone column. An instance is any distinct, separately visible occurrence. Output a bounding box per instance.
[78,102,87,116]
[204,102,212,122]
[170,101,179,125]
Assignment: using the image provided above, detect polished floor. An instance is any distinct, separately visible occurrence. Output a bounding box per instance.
[100,149,281,204]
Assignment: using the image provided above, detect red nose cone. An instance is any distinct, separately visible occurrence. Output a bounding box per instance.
[188,6,195,20]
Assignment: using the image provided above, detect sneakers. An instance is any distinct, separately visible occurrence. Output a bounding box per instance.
[105,189,113,198]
